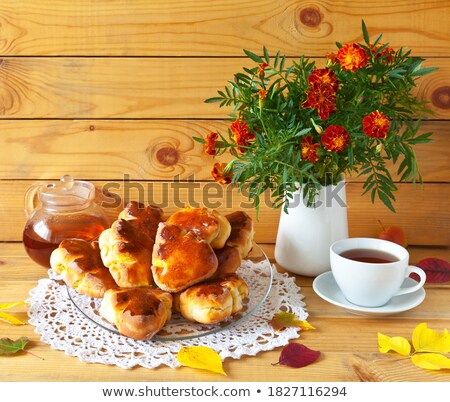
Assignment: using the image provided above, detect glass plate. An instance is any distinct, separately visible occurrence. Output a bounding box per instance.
[67,243,273,341]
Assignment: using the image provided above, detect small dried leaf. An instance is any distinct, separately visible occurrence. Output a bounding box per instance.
[0,312,26,325]
[276,343,321,368]
[412,323,450,353]
[177,346,226,376]
[411,258,450,283]
[378,332,411,356]
[0,337,29,355]
[269,312,315,331]
[411,353,450,370]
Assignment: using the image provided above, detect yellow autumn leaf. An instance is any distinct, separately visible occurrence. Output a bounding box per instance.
[269,312,316,331]
[177,346,227,376]
[378,332,411,356]
[0,301,26,311]
[411,353,450,370]
[0,312,26,325]
[0,301,26,326]
[412,323,450,353]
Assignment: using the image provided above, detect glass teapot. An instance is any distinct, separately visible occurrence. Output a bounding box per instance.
[23,175,110,267]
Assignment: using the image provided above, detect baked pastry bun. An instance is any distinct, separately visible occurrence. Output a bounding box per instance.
[214,245,242,276]
[224,211,254,259]
[100,287,172,340]
[211,211,254,277]
[166,206,231,249]
[50,239,117,298]
[175,274,249,324]
[118,201,164,241]
[151,223,218,293]
[99,218,154,288]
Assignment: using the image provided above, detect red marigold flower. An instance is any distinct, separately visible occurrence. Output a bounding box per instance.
[302,86,337,120]
[337,43,368,72]
[363,110,390,139]
[369,42,395,63]
[211,162,233,185]
[308,67,339,92]
[321,125,350,153]
[230,118,255,152]
[301,135,320,164]
[204,131,218,155]
[258,62,269,78]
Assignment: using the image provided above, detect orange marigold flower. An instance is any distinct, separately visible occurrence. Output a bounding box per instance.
[302,86,337,120]
[363,110,390,139]
[301,135,320,164]
[321,125,350,153]
[336,43,368,72]
[230,118,255,152]
[308,68,339,92]
[259,89,268,100]
[211,162,233,185]
[369,42,395,63]
[204,132,218,155]
[258,62,269,79]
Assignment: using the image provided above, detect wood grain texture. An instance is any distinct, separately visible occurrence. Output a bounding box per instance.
[0,1,449,56]
[2,180,449,245]
[0,244,449,382]
[0,57,447,119]
[0,120,447,182]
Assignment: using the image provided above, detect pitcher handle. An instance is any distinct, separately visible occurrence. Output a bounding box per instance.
[24,183,41,218]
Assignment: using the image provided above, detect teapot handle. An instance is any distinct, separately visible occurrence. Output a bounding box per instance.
[24,184,41,218]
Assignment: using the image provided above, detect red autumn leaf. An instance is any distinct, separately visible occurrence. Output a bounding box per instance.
[275,343,321,368]
[410,258,450,283]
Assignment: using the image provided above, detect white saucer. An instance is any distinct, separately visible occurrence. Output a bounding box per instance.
[312,271,426,317]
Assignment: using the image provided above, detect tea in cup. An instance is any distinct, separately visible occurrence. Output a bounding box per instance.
[330,238,426,307]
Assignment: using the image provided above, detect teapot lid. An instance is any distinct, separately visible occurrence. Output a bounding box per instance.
[38,175,95,208]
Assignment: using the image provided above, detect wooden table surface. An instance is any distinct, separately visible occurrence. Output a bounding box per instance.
[1,242,449,382]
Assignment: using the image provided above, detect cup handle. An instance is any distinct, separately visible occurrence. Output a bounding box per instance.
[393,266,426,297]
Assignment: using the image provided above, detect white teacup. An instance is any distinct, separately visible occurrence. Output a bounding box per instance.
[330,238,426,307]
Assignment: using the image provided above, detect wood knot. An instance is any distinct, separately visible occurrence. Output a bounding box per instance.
[89,125,96,131]
[299,7,322,27]
[431,86,450,109]
[156,147,179,166]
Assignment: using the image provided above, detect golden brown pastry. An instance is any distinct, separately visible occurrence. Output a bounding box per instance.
[50,239,117,298]
[118,201,164,241]
[224,211,254,259]
[99,218,154,288]
[214,245,242,276]
[98,202,163,288]
[166,206,231,249]
[151,223,218,293]
[211,211,254,277]
[218,274,249,313]
[99,287,172,340]
[176,274,249,324]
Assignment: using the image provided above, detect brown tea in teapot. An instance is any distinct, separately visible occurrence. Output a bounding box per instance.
[23,175,110,267]
[23,215,108,267]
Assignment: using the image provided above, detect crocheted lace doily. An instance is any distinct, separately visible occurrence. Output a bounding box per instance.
[27,259,307,369]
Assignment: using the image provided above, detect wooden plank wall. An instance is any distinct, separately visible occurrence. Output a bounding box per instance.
[0,0,449,246]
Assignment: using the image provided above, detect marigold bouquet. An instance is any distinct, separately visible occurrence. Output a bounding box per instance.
[194,22,437,212]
